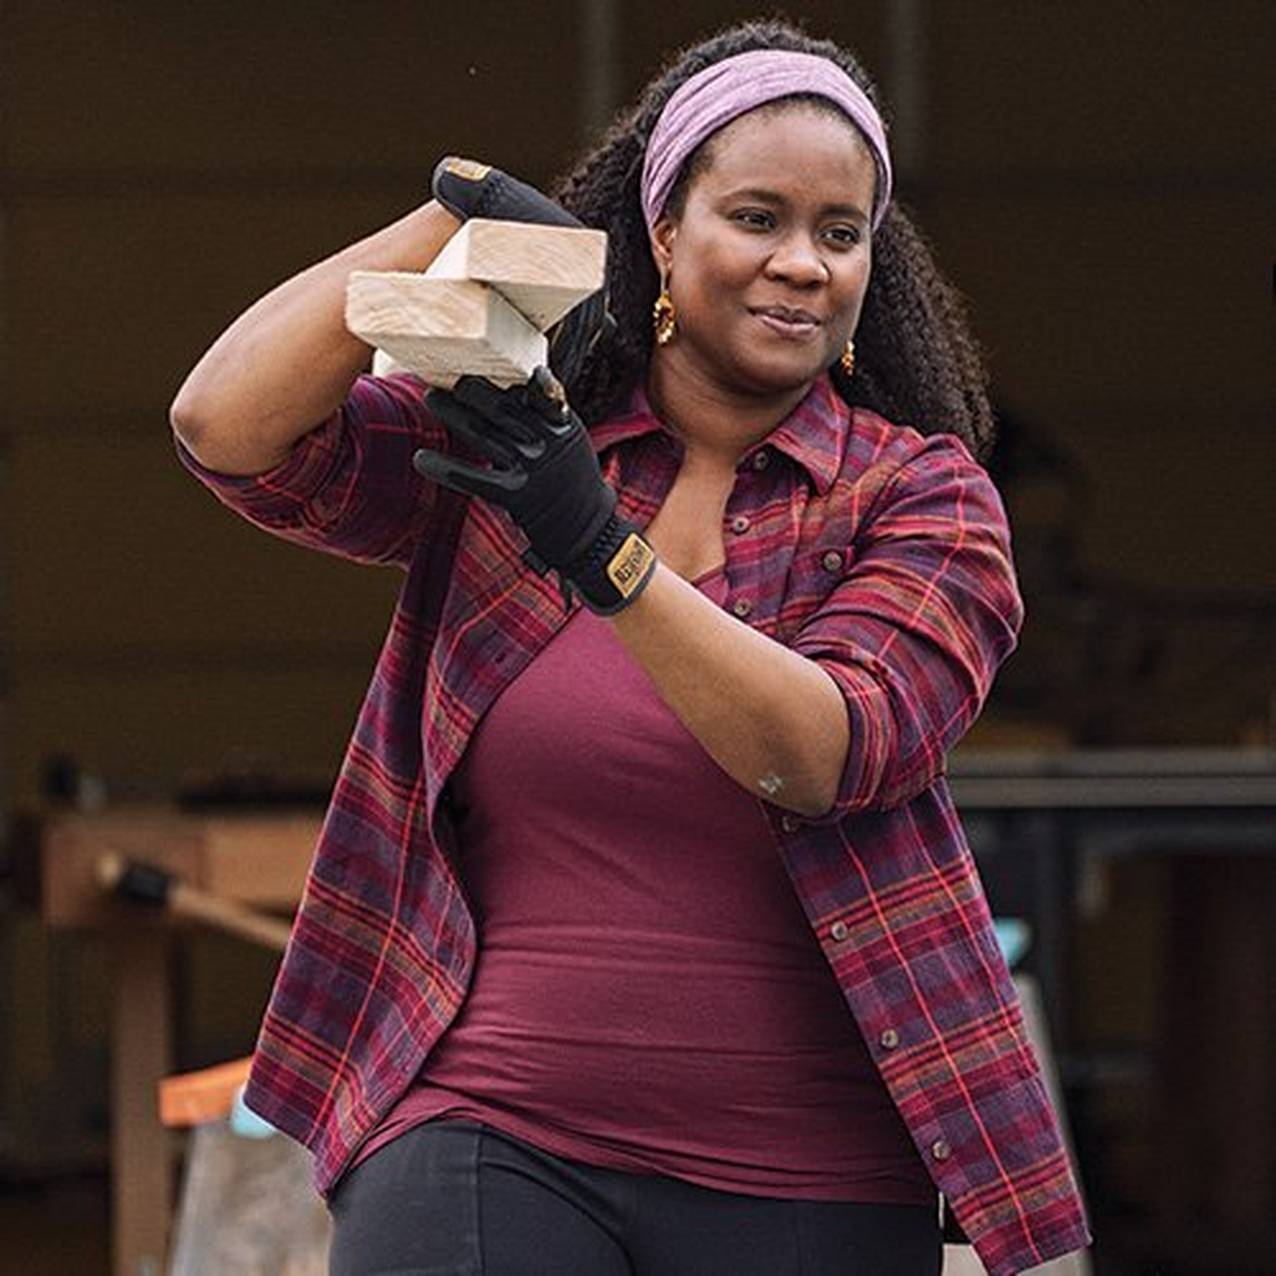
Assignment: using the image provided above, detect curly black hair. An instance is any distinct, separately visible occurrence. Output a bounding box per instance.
[551,17,995,461]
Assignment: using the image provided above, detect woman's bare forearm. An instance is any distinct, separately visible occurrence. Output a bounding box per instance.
[170,200,460,475]
[609,563,850,817]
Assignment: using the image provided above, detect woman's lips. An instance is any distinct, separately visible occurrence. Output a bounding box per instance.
[751,306,822,339]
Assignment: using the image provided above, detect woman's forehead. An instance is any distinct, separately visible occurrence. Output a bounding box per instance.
[691,104,876,200]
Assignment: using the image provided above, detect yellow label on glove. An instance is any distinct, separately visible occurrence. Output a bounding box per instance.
[442,157,492,182]
[607,533,656,598]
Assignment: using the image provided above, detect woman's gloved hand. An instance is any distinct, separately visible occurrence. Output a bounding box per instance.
[412,367,657,616]
[430,157,614,387]
[432,155,581,228]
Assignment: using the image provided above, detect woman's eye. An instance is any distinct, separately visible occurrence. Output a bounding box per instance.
[823,224,862,247]
[732,208,774,229]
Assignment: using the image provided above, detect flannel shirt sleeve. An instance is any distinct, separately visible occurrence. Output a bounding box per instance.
[174,372,450,568]
[789,433,1024,819]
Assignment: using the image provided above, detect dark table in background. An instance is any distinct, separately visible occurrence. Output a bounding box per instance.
[950,748,1276,1272]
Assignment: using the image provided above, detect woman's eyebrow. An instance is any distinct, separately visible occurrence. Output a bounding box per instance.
[823,202,869,224]
[723,186,786,204]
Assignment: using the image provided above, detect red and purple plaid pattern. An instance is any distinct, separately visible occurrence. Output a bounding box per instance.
[177,372,1090,1274]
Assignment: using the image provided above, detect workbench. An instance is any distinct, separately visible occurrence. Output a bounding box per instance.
[41,809,320,1276]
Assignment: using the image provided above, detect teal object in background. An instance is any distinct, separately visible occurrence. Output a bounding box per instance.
[994,918,1032,969]
[230,1085,279,1139]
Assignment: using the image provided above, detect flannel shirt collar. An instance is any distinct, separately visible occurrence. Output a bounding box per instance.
[588,376,846,497]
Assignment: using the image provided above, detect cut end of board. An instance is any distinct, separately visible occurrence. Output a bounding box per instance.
[347,272,547,388]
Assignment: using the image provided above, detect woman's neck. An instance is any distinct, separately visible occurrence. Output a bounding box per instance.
[645,353,811,472]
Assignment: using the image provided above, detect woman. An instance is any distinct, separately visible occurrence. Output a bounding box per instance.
[172,18,1090,1276]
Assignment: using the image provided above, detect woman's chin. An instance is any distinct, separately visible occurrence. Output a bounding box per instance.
[728,351,831,399]
[654,342,832,405]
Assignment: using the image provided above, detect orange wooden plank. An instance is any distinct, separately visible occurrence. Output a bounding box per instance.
[159,1056,253,1128]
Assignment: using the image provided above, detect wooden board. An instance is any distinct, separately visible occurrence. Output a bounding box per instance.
[426,217,607,330]
[42,808,320,928]
[370,347,408,378]
[112,927,174,1276]
[201,814,323,905]
[346,273,546,388]
[348,218,607,388]
[160,1056,252,1127]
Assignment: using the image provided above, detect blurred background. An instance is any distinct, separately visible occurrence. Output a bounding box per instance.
[1,2,1272,1273]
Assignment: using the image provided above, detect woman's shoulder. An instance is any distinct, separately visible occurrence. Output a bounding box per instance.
[844,404,979,473]
[829,404,1001,533]
[836,402,988,494]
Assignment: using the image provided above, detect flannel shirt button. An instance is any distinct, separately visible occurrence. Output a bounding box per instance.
[731,598,753,619]
[751,450,771,470]
[879,1028,900,1049]
[821,550,844,572]
[730,515,751,534]
[829,920,849,942]
[931,1139,951,1161]
[780,814,800,833]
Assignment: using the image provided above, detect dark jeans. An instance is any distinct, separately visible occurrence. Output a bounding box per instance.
[328,1119,942,1275]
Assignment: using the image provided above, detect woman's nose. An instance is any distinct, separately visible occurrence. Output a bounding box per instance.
[765,233,828,286]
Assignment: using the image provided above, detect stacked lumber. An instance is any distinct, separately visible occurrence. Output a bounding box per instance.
[347,218,607,386]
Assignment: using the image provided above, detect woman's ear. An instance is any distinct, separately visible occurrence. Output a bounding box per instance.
[650,215,677,280]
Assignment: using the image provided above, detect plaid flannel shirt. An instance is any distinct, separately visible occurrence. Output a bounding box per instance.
[177,372,1090,1275]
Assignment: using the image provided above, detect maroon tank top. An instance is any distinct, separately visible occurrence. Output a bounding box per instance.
[351,567,932,1204]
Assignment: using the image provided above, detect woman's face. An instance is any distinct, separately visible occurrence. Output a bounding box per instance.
[651,104,876,404]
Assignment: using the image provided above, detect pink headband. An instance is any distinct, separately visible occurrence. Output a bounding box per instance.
[640,49,893,234]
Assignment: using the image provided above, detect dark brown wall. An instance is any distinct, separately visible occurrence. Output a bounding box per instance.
[2,3,589,808]
[919,3,1274,744]
[3,3,1273,809]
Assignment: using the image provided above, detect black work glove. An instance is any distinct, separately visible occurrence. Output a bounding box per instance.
[412,367,657,616]
[431,156,615,387]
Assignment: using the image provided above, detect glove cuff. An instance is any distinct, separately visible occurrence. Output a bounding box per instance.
[565,513,658,616]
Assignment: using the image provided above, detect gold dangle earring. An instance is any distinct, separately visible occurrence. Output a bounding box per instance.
[652,273,677,346]
[840,338,856,376]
